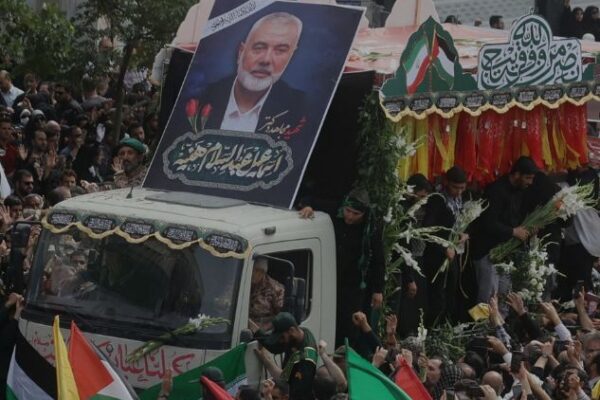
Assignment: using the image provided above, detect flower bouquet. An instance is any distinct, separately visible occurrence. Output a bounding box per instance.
[494,236,561,302]
[126,314,229,363]
[432,199,487,283]
[490,184,595,263]
[185,99,213,134]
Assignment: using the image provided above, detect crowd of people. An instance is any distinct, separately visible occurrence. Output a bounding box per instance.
[536,0,600,41]
[168,156,598,400]
[0,7,600,399]
[442,1,600,42]
[0,69,158,207]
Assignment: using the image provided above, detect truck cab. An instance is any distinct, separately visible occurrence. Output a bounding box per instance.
[20,188,336,390]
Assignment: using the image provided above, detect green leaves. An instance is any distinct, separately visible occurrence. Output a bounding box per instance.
[0,1,77,80]
[1,0,196,85]
[73,0,196,72]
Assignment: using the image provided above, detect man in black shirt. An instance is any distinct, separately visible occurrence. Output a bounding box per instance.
[471,157,537,303]
[422,166,469,326]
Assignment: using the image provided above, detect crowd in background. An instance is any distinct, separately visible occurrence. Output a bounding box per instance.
[0,69,159,211]
[0,2,600,399]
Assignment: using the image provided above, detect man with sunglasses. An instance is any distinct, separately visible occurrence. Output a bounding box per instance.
[12,169,35,201]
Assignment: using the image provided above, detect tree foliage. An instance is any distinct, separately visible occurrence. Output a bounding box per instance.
[73,0,196,140]
[74,0,197,73]
[0,1,76,80]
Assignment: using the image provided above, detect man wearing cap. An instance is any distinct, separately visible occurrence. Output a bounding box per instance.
[421,166,471,326]
[113,137,147,188]
[256,312,317,400]
[250,258,284,330]
[471,156,538,303]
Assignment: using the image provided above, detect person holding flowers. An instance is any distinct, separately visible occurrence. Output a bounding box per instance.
[421,166,471,326]
[471,156,538,304]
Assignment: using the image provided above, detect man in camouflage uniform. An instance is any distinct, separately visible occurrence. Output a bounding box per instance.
[250,258,284,330]
[113,137,147,188]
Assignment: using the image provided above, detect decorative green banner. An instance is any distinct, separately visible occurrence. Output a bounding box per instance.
[43,211,250,258]
[379,16,599,121]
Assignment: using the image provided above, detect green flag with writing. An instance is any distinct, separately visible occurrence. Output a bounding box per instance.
[140,343,247,400]
[346,342,411,400]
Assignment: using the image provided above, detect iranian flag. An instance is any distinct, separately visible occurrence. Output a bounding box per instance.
[346,341,411,400]
[6,331,57,400]
[403,35,431,94]
[431,33,456,84]
[68,321,137,400]
[139,343,247,400]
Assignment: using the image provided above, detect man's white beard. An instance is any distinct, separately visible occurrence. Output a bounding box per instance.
[237,66,282,92]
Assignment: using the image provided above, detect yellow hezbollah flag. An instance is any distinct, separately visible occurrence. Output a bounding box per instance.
[592,378,600,400]
[53,315,80,400]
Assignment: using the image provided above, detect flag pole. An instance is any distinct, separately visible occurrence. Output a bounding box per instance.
[415,0,421,25]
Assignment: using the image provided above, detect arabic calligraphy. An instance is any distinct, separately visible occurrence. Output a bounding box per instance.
[30,330,199,387]
[478,15,582,90]
[163,130,293,191]
[208,1,257,32]
[410,97,433,113]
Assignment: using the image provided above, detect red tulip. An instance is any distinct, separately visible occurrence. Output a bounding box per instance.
[201,103,212,119]
[186,99,200,118]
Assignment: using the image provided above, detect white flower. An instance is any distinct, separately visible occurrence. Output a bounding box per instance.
[383,207,393,223]
[417,325,428,344]
[551,184,594,220]
[188,313,209,329]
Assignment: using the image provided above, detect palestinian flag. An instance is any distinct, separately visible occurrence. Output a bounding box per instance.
[394,358,432,400]
[403,34,431,94]
[6,331,57,400]
[139,343,247,400]
[431,32,456,84]
[68,321,137,400]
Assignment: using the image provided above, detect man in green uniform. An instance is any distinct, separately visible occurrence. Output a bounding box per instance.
[259,312,318,400]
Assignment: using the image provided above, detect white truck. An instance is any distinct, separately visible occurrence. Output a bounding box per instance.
[18,188,337,390]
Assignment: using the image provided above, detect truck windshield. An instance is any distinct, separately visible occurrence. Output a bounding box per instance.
[27,228,243,348]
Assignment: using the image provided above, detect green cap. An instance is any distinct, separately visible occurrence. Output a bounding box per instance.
[118,137,145,154]
[261,312,298,349]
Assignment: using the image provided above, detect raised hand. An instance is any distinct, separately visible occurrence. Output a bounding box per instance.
[506,292,526,316]
[372,346,388,367]
[0,205,14,231]
[318,339,328,356]
[385,314,398,336]
[539,302,562,326]
[159,369,172,397]
[111,156,124,174]
[45,150,57,170]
